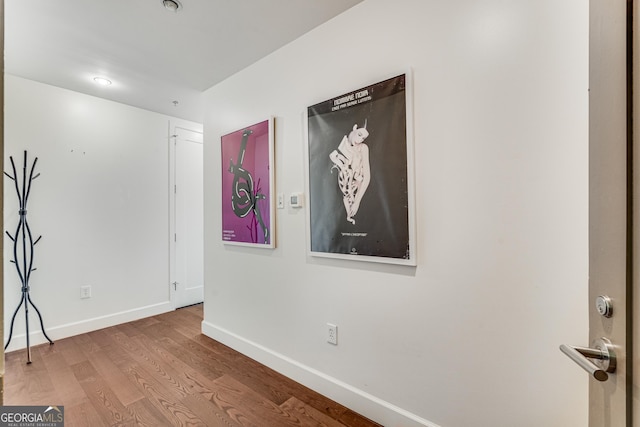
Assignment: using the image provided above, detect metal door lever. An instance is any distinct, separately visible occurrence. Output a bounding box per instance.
[559,337,616,382]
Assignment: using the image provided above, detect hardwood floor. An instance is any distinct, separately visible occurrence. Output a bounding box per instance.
[5,304,382,427]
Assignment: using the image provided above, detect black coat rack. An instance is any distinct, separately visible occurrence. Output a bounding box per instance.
[4,151,53,363]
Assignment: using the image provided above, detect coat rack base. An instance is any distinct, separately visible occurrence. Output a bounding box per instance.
[5,286,54,364]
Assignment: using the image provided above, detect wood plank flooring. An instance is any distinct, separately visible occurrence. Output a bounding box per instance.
[5,304,382,427]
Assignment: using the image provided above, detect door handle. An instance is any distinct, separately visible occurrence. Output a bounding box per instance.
[559,337,616,382]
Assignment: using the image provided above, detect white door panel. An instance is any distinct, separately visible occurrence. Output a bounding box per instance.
[171,125,204,308]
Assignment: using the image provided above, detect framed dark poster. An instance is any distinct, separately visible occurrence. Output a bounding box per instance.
[305,72,416,265]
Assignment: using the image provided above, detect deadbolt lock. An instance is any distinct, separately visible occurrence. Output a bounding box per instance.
[595,295,613,318]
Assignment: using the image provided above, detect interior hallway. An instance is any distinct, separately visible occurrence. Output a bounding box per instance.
[4,305,380,426]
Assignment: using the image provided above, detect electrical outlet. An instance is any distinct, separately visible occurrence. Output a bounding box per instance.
[327,323,338,345]
[80,285,92,299]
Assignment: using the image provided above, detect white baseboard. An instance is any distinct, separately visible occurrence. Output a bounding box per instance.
[201,320,439,427]
[5,301,173,352]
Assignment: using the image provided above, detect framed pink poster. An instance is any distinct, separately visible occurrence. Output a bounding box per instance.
[221,118,275,248]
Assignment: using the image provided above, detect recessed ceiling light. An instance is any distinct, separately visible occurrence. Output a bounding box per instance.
[163,0,182,12]
[93,77,112,86]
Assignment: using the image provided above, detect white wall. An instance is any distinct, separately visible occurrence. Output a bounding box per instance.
[4,74,200,350]
[202,0,589,426]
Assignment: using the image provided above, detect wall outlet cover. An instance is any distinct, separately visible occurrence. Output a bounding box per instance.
[80,285,92,299]
[327,323,338,345]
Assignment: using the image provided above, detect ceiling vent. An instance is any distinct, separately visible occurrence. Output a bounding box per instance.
[163,0,182,12]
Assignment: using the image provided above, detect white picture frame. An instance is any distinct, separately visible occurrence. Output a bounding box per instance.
[221,117,275,248]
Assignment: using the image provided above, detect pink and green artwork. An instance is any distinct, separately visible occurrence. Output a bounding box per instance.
[221,118,274,247]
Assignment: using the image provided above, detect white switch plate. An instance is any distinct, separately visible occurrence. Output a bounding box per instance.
[277,193,284,209]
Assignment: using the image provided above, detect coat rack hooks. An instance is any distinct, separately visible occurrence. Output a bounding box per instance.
[4,150,53,364]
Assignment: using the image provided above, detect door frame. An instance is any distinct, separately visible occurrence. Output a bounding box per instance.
[633,0,640,423]
[1,0,5,405]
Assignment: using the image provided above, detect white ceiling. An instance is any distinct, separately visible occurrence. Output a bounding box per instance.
[5,0,363,123]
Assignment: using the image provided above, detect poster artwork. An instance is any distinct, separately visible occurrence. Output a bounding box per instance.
[307,74,411,261]
[221,119,274,247]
